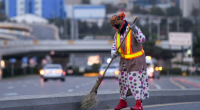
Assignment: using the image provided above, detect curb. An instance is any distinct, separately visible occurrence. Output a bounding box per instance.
[1,89,200,110]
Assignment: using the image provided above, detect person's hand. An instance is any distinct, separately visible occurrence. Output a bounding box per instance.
[112,52,118,59]
[129,23,138,34]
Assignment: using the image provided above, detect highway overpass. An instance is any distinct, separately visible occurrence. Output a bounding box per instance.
[0,40,190,56]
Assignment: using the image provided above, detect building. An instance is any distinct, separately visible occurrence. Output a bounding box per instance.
[3,0,66,19]
[65,0,82,4]
[180,0,200,17]
[90,0,119,5]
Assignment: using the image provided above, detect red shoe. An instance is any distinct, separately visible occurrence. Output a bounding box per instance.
[114,99,128,110]
[130,100,143,110]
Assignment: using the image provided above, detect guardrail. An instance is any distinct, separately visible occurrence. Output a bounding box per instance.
[0,40,114,47]
[0,89,200,110]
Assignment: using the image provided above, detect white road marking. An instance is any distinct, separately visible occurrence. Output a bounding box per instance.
[68,89,73,92]
[154,83,161,89]
[75,85,80,88]
[8,86,14,89]
[4,93,18,96]
[170,77,186,89]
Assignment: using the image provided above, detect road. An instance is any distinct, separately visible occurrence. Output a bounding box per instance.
[1,75,200,98]
[105,102,200,110]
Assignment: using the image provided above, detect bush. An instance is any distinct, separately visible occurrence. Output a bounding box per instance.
[160,68,182,75]
[2,67,40,78]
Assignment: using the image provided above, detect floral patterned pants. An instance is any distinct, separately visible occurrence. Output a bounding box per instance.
[118,63,149,100]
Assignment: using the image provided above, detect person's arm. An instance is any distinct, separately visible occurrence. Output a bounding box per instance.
[111,33,119,58]
[130,24,146,43]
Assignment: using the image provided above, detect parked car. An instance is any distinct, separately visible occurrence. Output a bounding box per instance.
[40,64,66,82]
[99,63,119,79]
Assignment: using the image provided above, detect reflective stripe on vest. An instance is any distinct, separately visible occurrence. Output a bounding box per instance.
[116,28,144,60]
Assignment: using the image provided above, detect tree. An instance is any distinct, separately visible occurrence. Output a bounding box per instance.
[143,41,173,59]
[105,4,119,14]
[193,37,200,64]
[0,1,7,21]
[179,18,193,32]
[192,8,200,17]
[150,6,165,16]
[131,5,149,14]
[166,6,182,17]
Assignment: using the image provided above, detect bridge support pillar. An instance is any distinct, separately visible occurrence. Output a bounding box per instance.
[69,53,75,67]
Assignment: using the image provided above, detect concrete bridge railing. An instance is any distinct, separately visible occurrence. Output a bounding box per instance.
[1,89,200,110]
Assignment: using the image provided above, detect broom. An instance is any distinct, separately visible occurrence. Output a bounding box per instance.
[81,16,138,110]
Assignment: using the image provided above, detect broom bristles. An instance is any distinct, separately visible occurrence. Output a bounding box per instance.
[81,91,99,110]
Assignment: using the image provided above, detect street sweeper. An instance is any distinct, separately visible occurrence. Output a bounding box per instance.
[110,13,149,110]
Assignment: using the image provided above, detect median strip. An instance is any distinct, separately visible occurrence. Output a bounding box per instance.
[1,89,200,110]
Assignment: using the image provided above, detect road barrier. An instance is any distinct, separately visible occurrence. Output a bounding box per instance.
[1,89,200,110]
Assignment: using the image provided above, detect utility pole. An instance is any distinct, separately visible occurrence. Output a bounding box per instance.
[167,17,170,38]
[64,19,68,39]
[177,16,180,32]
[148,16,152,41]
[75,20,79,39]
[70,0,74,40]
[157,19,160,40]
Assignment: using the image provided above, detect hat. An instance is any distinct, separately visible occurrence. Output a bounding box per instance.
[110,13,125,31]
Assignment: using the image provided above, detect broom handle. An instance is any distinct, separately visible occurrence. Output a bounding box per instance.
[91,17,138,93]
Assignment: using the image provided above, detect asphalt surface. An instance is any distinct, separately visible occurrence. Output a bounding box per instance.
[1,75,200,110]
[114,102,200,110]
[1,75,200,98]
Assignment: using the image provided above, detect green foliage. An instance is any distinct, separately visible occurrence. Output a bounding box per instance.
[150,6,165,16]
[0,1,7,21]
[191,8,200,17]
[179,18,193,32]
[104,4,119,14]
[91,64,101,73]
[193,37,200,64]
[143,41,173,59]
[160,68,182,75]
[166,6,182,16]
[72,67,82,75]
[2,67,39,78]
[131,5,149,14]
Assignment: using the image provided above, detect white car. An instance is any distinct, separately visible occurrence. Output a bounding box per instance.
[99,63,119,79]
[40,64,65,82]
[146,56,161,79]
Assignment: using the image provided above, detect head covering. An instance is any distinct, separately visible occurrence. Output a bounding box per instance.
[110,13,125,31]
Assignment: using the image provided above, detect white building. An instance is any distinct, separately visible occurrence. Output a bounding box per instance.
[180,0,200,17]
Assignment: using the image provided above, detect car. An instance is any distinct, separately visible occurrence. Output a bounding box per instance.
[40,64,66,82]
[146,56,161,79]
[99,63,119,79]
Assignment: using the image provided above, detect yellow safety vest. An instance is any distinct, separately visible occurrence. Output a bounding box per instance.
[116,28,144,60]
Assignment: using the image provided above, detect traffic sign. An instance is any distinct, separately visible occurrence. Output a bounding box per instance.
[22,57,28,64]
[9,58,16,63]
[169,32,192,46]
